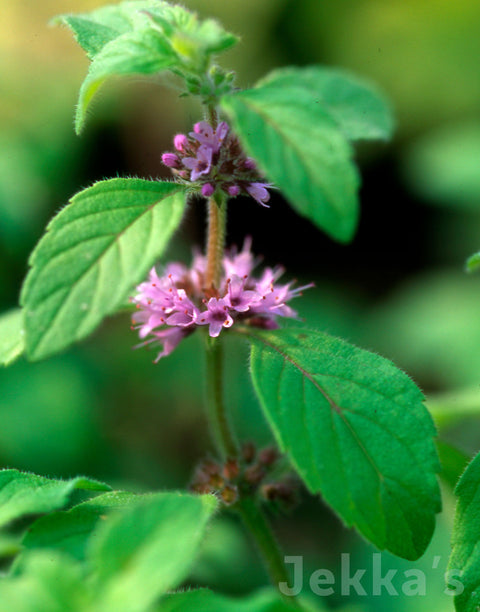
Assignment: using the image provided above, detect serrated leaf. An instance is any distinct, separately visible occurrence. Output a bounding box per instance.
[55,1,159,59]
[221,87,360,243]
[21,179,186,361]
[160,588,304,612]
[57,1,238,132]
[466,252,480,273]
[0,469,110,529]
[245,327,441,560]
[22,491,137,562]
[448,451,480,611]
[0,308,24,366]
[89,492,218,612]
[256,66,394,142]
[0,551,88,612]
[75,27,177,133]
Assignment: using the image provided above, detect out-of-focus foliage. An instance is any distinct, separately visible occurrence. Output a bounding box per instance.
[275,0,480,135]
[405,123,480,210]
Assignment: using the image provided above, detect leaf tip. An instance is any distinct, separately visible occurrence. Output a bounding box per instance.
[465,252,480,273]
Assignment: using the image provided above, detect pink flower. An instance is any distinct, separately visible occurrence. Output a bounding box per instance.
[190,121,229,154]
[201,183,215,197]
[174,134,190,153]
[131,238,312,361]
[161,153,180,168]
[197,298,234,337]
[223,236,256,279]
[246,182,271,207]
[182,145,213,181]
[224,276,261,312]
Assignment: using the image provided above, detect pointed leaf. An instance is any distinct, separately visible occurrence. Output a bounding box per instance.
[448,451,480,611]
[75,27,177,133]
[55,1,159,59]
[89,492,218,612]
[22,491,137,562]
[0,309,24,366]
[21,179,187,360]
[245,327,441,560]
[466,251,480,273]
[221,87,360,242]
[256,66,394,142]
[0,469,110,529]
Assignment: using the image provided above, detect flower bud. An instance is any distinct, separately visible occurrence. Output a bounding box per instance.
[161,153,180,168]
[221,485,238,505]
[201,183,215,197]
[173,134,189,152]
[228,184,240,197]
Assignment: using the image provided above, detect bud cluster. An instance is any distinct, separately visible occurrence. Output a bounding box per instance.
[162,120,271,206]
[190,443,299,511]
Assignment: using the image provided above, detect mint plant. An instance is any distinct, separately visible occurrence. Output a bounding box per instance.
[0,1,463,610]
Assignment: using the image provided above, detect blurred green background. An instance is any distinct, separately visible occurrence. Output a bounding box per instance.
[2,1,480,609]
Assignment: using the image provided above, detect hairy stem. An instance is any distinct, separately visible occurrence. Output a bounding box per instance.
[205,192,226,290]
[208,103,218,130]
[236,496,299,606]
[204,341,297,603]
[202,102,295,604]
[204,338,238,459]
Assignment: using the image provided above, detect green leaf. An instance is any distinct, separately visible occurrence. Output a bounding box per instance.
[0,309,24,366]
[221,87,360,243]
[0,551,88,612]
[256,66,394,142]
[245,327,441,560]
[145,5,238,60]
[55,2,159,59]
[57,1,238,132]
[89,492,218,612]
[0,469,110,529]
[22,491,137,562]
[448,451,480,611]
[466,252,480,273]
[21,178,186,361]
[160,588,305,612]
[75,27,177,133]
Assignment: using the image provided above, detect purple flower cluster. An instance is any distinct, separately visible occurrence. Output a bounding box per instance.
[131,239,313,361]
[161,121,271,206]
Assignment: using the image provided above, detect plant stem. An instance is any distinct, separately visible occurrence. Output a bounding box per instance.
[236,496,299,605]
[204,338,238,459]
[208,103,218,129]
[205,192,226,290]
[204,341,297,604]
[201,103,296,605]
